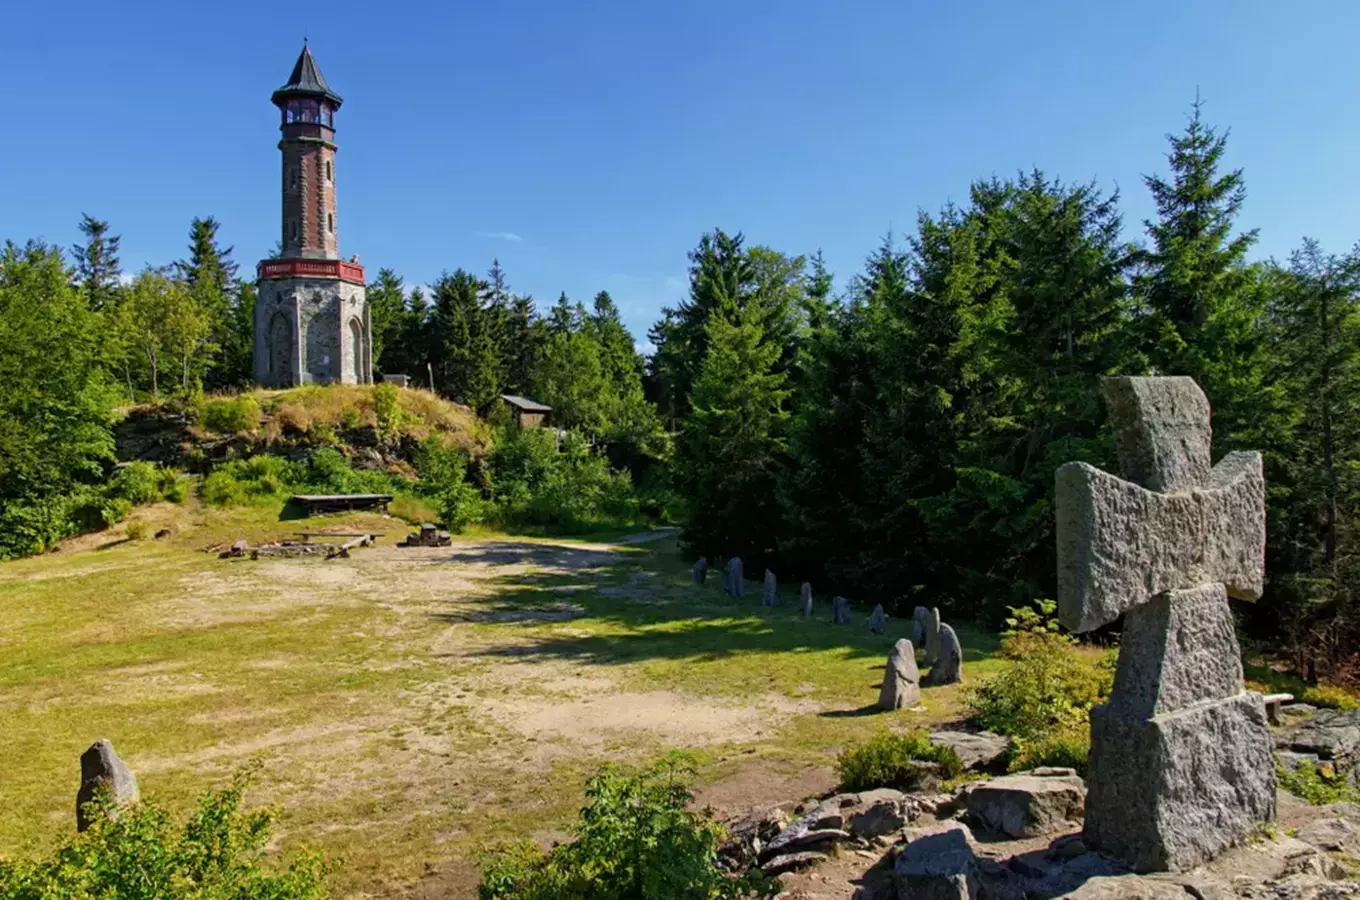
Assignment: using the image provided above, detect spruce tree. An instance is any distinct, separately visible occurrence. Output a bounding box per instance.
[432,269,499,409]
[71,213,122,312]
[367,268,406,371]
[176,217,237,389]
[676,298,789,566]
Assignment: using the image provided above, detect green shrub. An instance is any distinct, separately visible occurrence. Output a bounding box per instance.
[485,428,639,533]
[302,447,395,495]
[965,610,1112,743]
[1276,759,1360,806]
[0,765,330,899]
[0,499,75,559]
[372,382,405,443]
[200,395,262,434]
[109,462,162,505]
[125,520,149,541]
[201,471,248,507]
[1301,685,1359,711]
[1008,726,1090,776]
[836,730,964,792]
[477,753,776,900]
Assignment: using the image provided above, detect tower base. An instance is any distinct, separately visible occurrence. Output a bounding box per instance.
[254,272,370,388]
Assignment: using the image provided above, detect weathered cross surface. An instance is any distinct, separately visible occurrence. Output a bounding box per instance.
[1055,376,1275,873]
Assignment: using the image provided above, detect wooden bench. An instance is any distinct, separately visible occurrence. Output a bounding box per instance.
[290,494,394,516]
[1263,692,1294,725]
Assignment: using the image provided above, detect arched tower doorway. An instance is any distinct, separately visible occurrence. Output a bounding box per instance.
[268,311,292,385]
[348,317,364,383]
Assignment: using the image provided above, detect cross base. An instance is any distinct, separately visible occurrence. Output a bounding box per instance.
[1084,690,1276,872]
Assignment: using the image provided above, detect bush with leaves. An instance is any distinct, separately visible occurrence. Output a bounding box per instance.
[0,765,331,899]
[416,436,488,532]
[478,753,776,900]
[965,600,1114,775]
[836,730,964,792]
[199,395,262,434]
[372,382,406,444]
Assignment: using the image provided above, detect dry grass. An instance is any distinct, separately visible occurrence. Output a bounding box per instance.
[0,501,1003,899]
[259,385,489,451]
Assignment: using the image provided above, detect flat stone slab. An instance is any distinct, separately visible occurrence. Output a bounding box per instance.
[965,770,1086,838]
[1286,708,1360,761]
[761,850,826,875]
[929,730,1010,771]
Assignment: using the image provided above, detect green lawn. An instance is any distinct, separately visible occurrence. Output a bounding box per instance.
[0,501,1005,898]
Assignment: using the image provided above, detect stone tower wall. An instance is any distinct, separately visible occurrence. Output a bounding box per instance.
[254,277,369,387]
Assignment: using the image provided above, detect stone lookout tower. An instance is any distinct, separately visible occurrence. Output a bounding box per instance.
[253,43,371,387]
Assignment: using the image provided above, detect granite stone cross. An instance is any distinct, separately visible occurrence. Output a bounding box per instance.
[1055,376,1274,873]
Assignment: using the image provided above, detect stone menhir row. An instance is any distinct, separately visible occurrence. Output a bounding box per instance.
[1056,376,1274,873]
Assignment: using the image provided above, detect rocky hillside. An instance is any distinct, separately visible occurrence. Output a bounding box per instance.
[114,385,491,474]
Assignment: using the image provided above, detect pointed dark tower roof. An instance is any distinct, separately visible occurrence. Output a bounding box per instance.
[271,44,343,108]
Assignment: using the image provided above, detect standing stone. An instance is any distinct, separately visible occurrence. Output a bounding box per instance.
[1056,376,1273,873]
[832,596,852,625]
[879,639,921,710]
[868,603,886,634]
[924,607,942,666]
[726,557,745,597]
[800,583,813,617]
[692,557,708,586]
[76,739,140,832]
[763,569,779,606]
[923,623,963,686]
[912,606,929,646]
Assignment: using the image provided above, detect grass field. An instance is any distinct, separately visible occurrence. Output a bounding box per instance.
[0,500,1006,898]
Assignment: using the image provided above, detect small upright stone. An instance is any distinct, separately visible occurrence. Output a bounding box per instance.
[76,739,140,832]
[800,583,813,617]
[879,639,921,710]
[924,607,942,665]
[832,596,852,625]
[868,603,886,634]
[726,557,744,597]
[923,623,963,686]
[692,557,708,586]
[763,569,779,606]
[912,606,929,646]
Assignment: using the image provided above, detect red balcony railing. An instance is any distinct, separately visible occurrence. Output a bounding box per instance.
[257,258,366,284]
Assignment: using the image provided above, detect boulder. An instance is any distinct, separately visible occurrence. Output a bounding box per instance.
[878,638,921,711]
[929,731,1010,772]
[763,569,779,606]
[965,770,1086,838]
[760,806,849,861]
[923,623,963,686]
[1059,875,1198,900]
[716,804,790,872]
[76,739,140,832]
[843,788,908,837]
[913,606,930,647]
[869,603,886,634]
[1286,708,1360,763]
[894,822,979,900]
[1295,817,1359,853]
[800,583,813,617]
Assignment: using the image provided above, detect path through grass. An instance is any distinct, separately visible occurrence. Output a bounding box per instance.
[0,503,1002,897]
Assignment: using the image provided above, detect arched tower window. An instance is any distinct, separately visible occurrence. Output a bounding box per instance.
[291,221,299,242]
[290,167,298,189]
[328,213,334,233]
[326,160,332,182]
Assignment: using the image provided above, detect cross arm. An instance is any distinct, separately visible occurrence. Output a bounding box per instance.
[1055,450,1265,632]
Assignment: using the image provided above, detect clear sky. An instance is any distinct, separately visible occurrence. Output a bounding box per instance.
[2,0,1357,347]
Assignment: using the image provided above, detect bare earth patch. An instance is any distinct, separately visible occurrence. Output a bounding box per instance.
[2,518,987,899]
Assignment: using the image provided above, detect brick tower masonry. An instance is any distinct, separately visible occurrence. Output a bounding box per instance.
[253,43,371,387]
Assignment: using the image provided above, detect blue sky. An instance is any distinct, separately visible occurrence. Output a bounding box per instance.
[2,0,1358,347]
